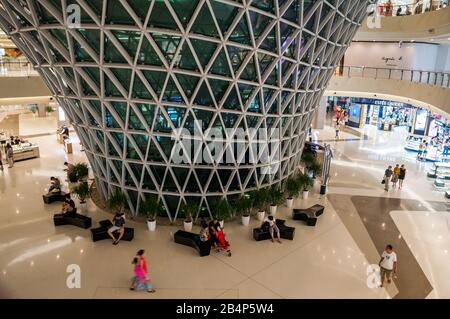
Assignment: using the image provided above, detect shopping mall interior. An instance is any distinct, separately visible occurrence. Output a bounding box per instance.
[0,0,449,301]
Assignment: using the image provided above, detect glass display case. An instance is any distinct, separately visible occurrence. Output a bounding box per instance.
[12,142,40,161]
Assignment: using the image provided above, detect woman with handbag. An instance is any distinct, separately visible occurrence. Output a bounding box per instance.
[383,166,393,191]
[130,250,155,293]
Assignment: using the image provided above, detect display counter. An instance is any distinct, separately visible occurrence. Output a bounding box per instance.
[64,138,73,154]
[405,135,423,152]
[427,162,450,179]
[12,143,40,161]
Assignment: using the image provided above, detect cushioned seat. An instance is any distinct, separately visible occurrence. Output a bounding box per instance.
[253,219,295,241]
[43,191,70,204]
[53,212,91,229]
[90,219,134,242]
[293,204,325,226]
[174,230,211,257]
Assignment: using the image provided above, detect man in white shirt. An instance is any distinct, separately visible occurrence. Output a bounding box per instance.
[378,244,397,287]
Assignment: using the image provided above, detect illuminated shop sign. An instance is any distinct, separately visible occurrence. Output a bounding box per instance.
[373,100,405,107]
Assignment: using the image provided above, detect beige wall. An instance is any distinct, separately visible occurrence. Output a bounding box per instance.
[0,76,51,105]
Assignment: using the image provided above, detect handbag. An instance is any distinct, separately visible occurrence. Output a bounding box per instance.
[381,177,386,184]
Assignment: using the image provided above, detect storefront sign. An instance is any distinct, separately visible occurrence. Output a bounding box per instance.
[374,100,405,107]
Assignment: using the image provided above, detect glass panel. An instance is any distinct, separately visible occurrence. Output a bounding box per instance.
[191,3,220,37]
[148,1,180,30]
[152,33,181,64]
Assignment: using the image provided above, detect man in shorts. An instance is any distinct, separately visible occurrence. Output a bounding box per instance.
[378,244,397,288]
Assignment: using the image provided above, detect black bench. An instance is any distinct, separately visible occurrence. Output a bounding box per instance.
[253,219,295,241]
[90,219,134,242]
[43,191,70,204]
[293,204,325,226]
[174,230,211,257]
[53,211,92,229]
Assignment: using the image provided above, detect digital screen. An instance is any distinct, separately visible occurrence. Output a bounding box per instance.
[347,104,361,128]
[348,104,361,123]
[414,109,427,132]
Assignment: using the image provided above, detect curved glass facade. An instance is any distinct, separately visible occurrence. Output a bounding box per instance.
[0,0,369,220]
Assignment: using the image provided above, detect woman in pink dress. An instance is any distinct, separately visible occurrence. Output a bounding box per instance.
[130,249,155,293]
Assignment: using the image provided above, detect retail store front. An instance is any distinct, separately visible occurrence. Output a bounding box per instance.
[328,96,450,162]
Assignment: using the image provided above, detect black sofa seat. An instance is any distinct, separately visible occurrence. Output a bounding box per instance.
[253,219,295,241]
[174,230,211,257]
[90,219,134,242]
[53,212,92,229]
[293,204,325,226]
[43,191,70,204]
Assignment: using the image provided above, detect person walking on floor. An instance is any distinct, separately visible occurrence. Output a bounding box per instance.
[417,141,425,161]
[6,143,13,168]
[378,244,397,288]
[398,164,406,189]
[392,164,400,189]
[130,249,155,293]
[383,166,393,191]
[335,123,340,139]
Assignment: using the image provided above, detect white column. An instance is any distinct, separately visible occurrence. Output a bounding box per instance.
[37,103,47,117]
[312,96,327,130]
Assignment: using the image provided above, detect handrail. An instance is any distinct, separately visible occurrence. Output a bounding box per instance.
[374,0,448,17]
[335,66,450,88]
[0,60,39,77]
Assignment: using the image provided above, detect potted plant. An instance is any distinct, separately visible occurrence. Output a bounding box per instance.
[107,190,127,214]
[297,173,314,200]
[71,181,89,214]
[285,176,300,208]
[268,185,284,216]
[179,201,198,232]
[67,169,79,184]
[212,198,232,228]
[46,105,54,116]
[251,188,269,221]
[309,160,322,179]
[29,105,37,116]
[72,162,89,181]
[140,196,162,231]
[234,195,252,226]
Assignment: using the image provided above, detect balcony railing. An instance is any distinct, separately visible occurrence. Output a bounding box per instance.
[374,0,448,17]
[0,60,39,77]
[335,66,450,88]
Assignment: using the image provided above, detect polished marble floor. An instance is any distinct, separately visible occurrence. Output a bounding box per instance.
[0,116,448,299]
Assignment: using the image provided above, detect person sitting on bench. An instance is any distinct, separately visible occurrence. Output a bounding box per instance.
[199,224,209,242]
[48,177,61,193]
[264,215,282,244]
[61,198,76,217]
[108,212,126,245]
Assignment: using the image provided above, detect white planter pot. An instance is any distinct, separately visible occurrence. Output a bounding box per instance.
[79,202,87,214]
[302,190,309,200]
[241,215,250,226]
[147,220,156,231]
[286,198,294,208]
[270,205,277,215]
[219,220,224,229]
[184,220,193,232]
[256,210,265,221]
